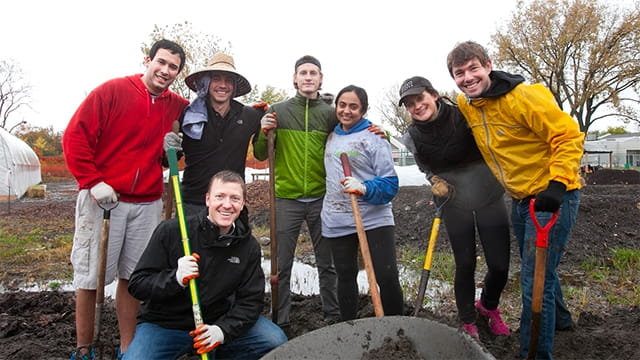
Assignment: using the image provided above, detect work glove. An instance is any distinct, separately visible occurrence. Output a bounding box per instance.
[176,253,200,287]
[341,176,366,196]
[164,131,183,152]
[190,324,224,355]
[430,176,451,198]
[367,124,388,140]
[90,182,118,204]
[252,101,269,112]
[261,112,277,135]
[534,180,566,212]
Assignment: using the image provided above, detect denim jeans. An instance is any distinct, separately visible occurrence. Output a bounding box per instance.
[122,316,287,360]
[511,190,580,359]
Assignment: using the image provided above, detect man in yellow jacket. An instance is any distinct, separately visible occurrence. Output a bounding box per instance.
[447,41,584,360]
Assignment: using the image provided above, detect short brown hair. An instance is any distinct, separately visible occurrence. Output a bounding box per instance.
[207,170,246,199]
[446,41,491,77]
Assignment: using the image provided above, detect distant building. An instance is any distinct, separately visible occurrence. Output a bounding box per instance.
[389,135,415,166]
[584,133,640,168]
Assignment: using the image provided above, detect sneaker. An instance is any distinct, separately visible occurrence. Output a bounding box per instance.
[475,300,510,336]
[70,346,95,360]
[462,323,480,340]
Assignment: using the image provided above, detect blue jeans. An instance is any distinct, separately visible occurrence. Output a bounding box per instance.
[511,190,580,359]
[122,316,287,360]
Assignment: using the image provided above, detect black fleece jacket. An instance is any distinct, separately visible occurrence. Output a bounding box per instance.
[128,210,264,342]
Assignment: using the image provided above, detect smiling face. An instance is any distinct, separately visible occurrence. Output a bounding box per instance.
[208,71,236,105]
[293,63,322,98]
[141,48,182,95]
[205,178,244,234]
[451,58,493,99]
[403,90,439,122]
[336,91,364,131]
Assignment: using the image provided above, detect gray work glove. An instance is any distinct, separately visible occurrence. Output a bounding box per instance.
[261,112,277,135]
[90,181,118,204]
[176,253,200,287]
[342,176,366,196]
[164,132,183,152]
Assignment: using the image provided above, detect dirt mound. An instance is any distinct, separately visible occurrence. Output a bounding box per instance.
[1,172,639,359]
[585,168,640,185]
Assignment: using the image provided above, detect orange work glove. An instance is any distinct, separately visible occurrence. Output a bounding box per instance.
[176,253,200,286]
[190,324,224,354]
[252,101,269,112]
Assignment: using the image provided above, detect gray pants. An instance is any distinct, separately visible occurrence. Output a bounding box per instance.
[275,197,339,325]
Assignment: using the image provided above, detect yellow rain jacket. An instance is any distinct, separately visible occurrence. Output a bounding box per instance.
[457,71,585,199]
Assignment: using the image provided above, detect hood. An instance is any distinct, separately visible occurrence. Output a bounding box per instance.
[482,71,525,98]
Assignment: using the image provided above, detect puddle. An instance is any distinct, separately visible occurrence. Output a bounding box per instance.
[2,260,466,311]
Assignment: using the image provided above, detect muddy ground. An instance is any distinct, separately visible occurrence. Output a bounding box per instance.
[1,168,639,359]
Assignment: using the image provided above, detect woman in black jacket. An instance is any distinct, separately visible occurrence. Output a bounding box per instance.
[400,76,511,341]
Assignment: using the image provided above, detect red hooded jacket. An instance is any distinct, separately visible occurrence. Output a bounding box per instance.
[62,74,188,202]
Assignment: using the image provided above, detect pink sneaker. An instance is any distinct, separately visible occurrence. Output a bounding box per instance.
[475,300,510,336]
[462,323,480,340]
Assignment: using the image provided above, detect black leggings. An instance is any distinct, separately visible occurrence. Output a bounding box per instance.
[327,226,404,320]
[442,197,511,324]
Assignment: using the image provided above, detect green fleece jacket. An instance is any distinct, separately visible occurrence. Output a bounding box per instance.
[254,92,337,199]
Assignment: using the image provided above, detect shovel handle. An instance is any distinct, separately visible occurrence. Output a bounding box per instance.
[93,202,118,347]
[526,198,558,359]
[340,153,384,317]
[528,199,559,248]
[167,148,209,360]
[267,130,279,324]
[340,153,353,177]
[413,214,441,316]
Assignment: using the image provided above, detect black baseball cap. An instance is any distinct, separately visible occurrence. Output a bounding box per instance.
[398,76,433,106]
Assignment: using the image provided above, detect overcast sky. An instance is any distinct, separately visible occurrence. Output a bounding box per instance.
[2,0,633,133]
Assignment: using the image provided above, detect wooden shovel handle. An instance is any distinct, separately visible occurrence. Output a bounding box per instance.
[267,130,279,324]
[340,153,384,317]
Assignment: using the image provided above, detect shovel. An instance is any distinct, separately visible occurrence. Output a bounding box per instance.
[167,148,209,360]
[526,199,559,359]
[340,153,384,317]
[267,129,279,324]
[412,197,447,316]
[93,201,118,357]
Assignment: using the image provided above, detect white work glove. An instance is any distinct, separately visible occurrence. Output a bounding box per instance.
[342,176,366,196]
[176,253,200,287]
[164,131,183,152]
[190,324,224,355]
[260,112,277,135]
[90,182,118,204]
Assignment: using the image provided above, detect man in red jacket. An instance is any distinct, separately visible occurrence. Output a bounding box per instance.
[62,39,189,360]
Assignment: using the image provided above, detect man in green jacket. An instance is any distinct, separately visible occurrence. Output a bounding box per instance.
[254,55,340,330]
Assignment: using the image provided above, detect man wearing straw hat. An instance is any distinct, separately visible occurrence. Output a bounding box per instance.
[164,52,265,219]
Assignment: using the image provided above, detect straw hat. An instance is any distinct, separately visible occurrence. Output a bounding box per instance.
[185,53,251,97]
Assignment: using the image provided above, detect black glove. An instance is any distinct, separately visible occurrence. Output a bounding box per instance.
[534,180,566,212]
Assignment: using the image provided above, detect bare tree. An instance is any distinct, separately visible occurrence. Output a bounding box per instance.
[141,22,231,100]
[492,0,640,132]
[376,83,412,135]
[0,59,32,130]
[241,84,288,105]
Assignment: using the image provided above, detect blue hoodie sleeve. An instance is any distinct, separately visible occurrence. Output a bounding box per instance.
[362,176,399,205]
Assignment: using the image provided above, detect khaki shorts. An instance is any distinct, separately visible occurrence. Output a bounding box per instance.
[71,190,162,289]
